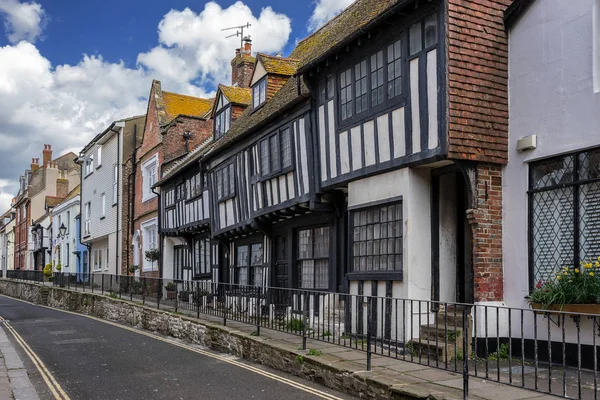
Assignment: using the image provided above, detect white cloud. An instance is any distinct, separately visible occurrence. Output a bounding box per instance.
[0,1,293,213]
[308,0,354,32]
[138,1,291,90]
[0,0,45,43]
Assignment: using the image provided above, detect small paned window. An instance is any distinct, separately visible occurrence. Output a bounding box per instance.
[409,22,422,55]
[250,243,264,286]
[387,39,402,99]
[297,227,330,290]
[215,106,231,139]
[192,237,211,277]
[370,51,384,107]
[112,164,118,205]
[340,68,353,120]
[236,245,249,285]
[216,164,235,201]
[326,74,335,100]
[252,78,267,109]
[351,202,403,273]
[424,13,438,48]
[97,146,102,167]
[354,59,368,115]
[259,127,294,177]
[269,135,280,173]
[281,128,292,169]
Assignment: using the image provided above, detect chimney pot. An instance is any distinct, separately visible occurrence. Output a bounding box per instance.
[42,144,53,167]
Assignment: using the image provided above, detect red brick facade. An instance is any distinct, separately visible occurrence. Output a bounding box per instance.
[14,201,29,270]
[446,0,511,164]
[162,117,214,170]
[466,164,503,302]
[266,75,289,102]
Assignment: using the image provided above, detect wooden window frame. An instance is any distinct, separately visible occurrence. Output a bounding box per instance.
[258,125,295,181]
[216,162,236,202]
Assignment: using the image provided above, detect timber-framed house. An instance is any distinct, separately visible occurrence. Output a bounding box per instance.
[157,0,512,334]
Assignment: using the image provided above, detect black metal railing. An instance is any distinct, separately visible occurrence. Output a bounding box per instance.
[3,271,599,400]
[5,269,44,282]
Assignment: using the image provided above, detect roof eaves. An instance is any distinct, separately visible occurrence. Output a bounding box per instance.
[504,0,535,30]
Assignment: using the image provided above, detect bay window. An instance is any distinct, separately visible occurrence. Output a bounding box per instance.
[297,227,330,290]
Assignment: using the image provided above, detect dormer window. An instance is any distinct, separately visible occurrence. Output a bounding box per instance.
[252,78,266,109]
[214,94,231,140]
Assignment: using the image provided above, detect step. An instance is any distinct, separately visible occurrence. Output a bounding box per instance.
[407,339,458,361]
[419,324,463,342]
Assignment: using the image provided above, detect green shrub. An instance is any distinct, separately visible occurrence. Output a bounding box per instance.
[43,264,53,278]
[307,349,321,356]
[286,318,304,332]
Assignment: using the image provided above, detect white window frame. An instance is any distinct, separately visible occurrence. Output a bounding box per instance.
[84,202,91,236]
[141,218,158,272]
[113,164,118,205]
[93,249,101,271]
[142,154,159,202]
[96,146,102,168]
[85,155,94,176]
[101,193,106,218]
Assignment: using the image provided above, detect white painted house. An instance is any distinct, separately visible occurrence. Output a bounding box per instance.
[50,186,81,274]
[503,0,600,349]
[79,121,126,275]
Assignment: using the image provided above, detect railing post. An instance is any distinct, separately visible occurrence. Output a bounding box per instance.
[101,273,104,295]
[142,277,146,305]
[196,281,200,319]
[463,307,469,400]
[157,278,161,309]
[366,296,374,371]
[223,284,227,327]
[302,290,309,350]
[174,281,178,313]
[118,275,122,299]
[255,287,260,336]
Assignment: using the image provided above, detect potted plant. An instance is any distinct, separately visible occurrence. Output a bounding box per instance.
[165,281,177,300]
[528,259,600,314]
[43,263,53,282]
[128,265,139,275]
[145,249,160,271]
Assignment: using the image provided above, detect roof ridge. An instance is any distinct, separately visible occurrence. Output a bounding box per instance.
[162,91,213,102]
[258,53,299,62]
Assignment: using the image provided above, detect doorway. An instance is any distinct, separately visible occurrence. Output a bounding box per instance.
[431,168,473,305]
[273,234,289,288]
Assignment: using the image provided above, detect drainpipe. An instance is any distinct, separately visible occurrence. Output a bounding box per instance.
[112,122,125,275]
[151,186,162,279]
[129,124,138,272]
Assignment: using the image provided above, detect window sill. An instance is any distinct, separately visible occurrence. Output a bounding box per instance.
[84,172,93,179]
[218,193,235,203]
[112,203,117,207]
[100,217,105,220]
[259,166,295,182]
[142,195,157,203]
[96,165,102,170]
[346,271,403,281]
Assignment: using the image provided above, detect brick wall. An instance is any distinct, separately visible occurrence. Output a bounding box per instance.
[162,116,213,170]
[466,164,503,302]
[446,0,511,164]
[231,55,255,89]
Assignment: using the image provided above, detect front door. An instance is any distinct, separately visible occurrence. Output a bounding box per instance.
[432,169,472,305]
[273,234,288,288]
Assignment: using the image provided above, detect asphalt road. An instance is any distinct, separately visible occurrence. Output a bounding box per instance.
[0,295,356,400]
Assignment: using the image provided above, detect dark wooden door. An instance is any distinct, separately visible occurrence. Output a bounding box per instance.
[273,234,288,288]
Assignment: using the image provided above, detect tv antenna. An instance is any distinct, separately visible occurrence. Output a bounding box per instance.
[222,22,251,50]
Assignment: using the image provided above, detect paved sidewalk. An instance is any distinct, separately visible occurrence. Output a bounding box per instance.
[0,324,40,400]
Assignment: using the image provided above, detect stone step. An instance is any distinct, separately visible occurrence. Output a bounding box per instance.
[407,339,458,361]
[419,324,463,342]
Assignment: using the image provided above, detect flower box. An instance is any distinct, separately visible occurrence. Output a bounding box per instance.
[530,303,600,315]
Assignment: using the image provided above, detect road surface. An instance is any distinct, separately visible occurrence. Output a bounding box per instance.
[0,295,356,400]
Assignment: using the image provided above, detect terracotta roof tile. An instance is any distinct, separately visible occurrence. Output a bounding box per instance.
[258,54,299,76]
[45,196,64,208]
[291,0,404,71]
[220,85,252,106]
[162,92,214,120]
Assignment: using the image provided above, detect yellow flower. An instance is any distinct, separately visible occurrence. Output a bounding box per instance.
[564,271,568,275]
[557,275,562,280]
[590,272,595,277]
[575,268,580,273]
[596,261,599,268]
[564,266,569,271]
[598,256,600,261]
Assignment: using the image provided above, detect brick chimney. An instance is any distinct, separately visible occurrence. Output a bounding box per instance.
[42,144,52,167]
[56,178,69,198]
[230,36,254,88]
[30,158,39,171]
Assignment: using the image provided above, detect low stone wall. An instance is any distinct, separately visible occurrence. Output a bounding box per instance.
[0,280,396,399]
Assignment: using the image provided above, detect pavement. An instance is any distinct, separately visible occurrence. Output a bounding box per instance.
[0,294,355,400]
[0,319,40,400]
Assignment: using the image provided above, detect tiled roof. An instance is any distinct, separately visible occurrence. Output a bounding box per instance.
[258,54,299,76]
[162,92,214,120]
[231,54,256,66]
[220,85,252,106]
[155,139,215,186]
[45,196,64,208]
[205,77,309,158]
[290,0,404,72]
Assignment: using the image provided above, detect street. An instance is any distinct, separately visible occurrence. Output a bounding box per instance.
[0,295,355,400]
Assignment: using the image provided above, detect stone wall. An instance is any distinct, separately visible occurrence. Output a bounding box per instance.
[0,280,397,400]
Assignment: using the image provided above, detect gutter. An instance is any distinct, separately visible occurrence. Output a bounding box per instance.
[112,122,125,275]
[151,186,162,279]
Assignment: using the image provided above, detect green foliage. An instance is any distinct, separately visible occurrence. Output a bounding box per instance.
[488,344,510,361]
[322,330,331,337]
[83,297,89,306]
[108,291,118,299]
[128,265,139,273]
[164,282,177,291]
[286,318,304,332]
[43,263,53,278]
[296,355,304,364]
[307,349,321,356]
[528,261,600,307]
[145,249,160,262]
[56,263,62,272]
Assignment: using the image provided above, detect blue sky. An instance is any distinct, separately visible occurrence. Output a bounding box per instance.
[0,0,353,211]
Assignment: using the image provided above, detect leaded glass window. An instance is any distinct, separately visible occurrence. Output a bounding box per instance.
[297,227,330,290]
[355,59,368,114]
[370,51,384,107]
